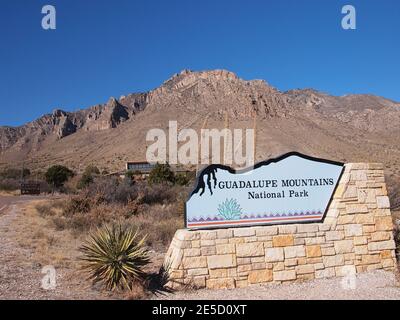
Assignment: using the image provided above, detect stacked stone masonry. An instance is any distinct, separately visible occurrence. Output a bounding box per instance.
[165,163,397,289]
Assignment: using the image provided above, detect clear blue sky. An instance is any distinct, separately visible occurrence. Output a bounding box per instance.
[0,0,399,126]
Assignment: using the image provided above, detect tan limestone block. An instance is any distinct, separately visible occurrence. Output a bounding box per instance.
[361,254,381,265]
[207,254,236,269]
[325,231,345,241]
[184,248,201,257]
[200,231,217,240]
[321,247,335,256]
[363,225,375,234]
[382,259,395,268]
[236,242,264,257]
[368,240,396,251]
[187,268,209,276]
[323,255,345,267]
[272,235,294,247]
[334,240,354,254]
[248,269,273,284]
[265,247,284,262]
[234,228,256,237]
[375,216,393,231]
[346,204,369,214]
[284,245,306,258]
[235,280,248,288]
[278,225,297,234]
[344,224,363,237]
[297,224,319,233]
[229,238,245,244]
[237,264,252,273]
[296,264,314,275]
[209,268,228,278]
[201,246,216,256]
[216,243,236,255]
[200,239,215,247]
[355,214,374,225]
[337,215,356,225]
[273,262,285,271]
[284,259,298,267]
[353,236,368,245]
[206,278,235,289]
[354,245,368,255]
[217,229,233,239]
[255,226,278,236]
[182,256,207,269]
[376,196,390,209]
[273,270,296,281]
[371,232,392,242]
[380,250,394,259]
[315,267,335,279]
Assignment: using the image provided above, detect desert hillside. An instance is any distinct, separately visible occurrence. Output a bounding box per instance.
[1,69,399,206]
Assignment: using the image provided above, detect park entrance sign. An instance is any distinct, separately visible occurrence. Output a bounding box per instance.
[185,152,344,229]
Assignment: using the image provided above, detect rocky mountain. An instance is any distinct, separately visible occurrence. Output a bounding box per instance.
[1,69,400,205]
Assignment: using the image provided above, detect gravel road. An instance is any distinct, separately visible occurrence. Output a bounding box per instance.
[155,270,400,300]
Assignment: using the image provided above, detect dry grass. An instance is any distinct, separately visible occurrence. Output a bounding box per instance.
[34,179,188,250]
[14,199,83,268]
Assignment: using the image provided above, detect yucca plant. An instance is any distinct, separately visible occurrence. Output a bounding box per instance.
[79,223,150,291]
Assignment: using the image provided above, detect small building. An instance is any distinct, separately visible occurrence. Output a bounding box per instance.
[126,161,156,174]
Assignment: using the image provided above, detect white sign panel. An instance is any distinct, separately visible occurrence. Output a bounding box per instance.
[185,153,344,229]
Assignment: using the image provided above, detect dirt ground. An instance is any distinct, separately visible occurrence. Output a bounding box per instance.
[1,194,400,300]
[0,195,165,299]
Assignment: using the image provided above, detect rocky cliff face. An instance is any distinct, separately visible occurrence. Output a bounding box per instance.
[2,69,400,205]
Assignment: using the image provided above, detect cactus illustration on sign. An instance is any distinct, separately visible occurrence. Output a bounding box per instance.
[217,198,242,220]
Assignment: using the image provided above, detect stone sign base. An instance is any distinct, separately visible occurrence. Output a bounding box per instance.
[164,163,397,289]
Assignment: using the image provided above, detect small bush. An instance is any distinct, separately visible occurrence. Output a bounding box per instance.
[148,163,175,185]
[0,178,20,191]
[80,223,150,291]
[45,165,74,191]
[175,173,189,186]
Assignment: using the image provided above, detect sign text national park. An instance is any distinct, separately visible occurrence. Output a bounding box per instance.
[185,152,344,229]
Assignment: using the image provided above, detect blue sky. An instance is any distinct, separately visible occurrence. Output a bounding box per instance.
[0,0,399,126]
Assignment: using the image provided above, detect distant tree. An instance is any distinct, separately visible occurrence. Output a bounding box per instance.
[148,163,175,185]
[22,168,31,179]
[45,165,74,192]
[77,165,100,189]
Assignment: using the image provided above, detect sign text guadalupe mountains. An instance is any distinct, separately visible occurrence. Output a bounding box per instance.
[185,152,344,229]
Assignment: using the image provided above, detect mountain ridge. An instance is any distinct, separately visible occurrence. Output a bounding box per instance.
[1,69,399,184]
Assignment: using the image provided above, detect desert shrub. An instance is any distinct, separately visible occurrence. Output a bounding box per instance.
[148,163,175,185]
[84,165,100,176]
[0,168,30,179]
[130,203,184,247]
[77,172,94,189]
[45,165,74,192]
[79,223,150,291]
[35,203,56,217]
[63,192,93,217]
[52,216,68,231]
[174,173,189,186]
[138,183,177,205]
[0,178,20,191]
[86,176,137,204]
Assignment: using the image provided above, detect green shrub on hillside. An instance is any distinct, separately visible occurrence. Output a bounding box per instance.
[45,165,74,192]
[148,163,175,185]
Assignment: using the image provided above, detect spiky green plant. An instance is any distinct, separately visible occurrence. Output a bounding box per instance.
[217,198,242,220]
[79,223,150,291]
